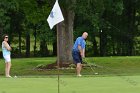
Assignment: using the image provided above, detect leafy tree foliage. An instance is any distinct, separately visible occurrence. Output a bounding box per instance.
[0,0,140,58]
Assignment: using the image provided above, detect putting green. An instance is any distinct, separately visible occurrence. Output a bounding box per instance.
[0,75,139,93]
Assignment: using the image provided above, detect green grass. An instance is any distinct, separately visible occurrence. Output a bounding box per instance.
[0,56,140,93]
[86,56,140,75]
[1,56,140,76]
[0,75,140,93]
[0,57,57,76]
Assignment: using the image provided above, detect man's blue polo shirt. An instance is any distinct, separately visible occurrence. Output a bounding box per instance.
[73,37,86,52]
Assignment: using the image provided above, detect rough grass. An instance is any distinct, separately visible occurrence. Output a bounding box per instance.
[1,56,140,76]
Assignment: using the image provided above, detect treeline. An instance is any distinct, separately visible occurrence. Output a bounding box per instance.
[0,0,140,58]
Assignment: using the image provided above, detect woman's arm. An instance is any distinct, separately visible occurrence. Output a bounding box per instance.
[3,41,12,51]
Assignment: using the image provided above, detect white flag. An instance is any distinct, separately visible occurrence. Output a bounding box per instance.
[47,0,64,29]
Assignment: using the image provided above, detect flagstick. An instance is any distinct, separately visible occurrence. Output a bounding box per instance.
[57,24,60,93]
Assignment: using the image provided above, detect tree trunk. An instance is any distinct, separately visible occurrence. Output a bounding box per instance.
[92,37,98,56]
[18,29,21,57]
[112,40,116,55]
[100,30,107,56]
[40,40,49,57]
[26,31,30,57]
[53,41,57,56]
[123,0,136,55]
[127,1,136,55]
[0,27,2,36]
[57,10,75,64]
[33,26,37,56]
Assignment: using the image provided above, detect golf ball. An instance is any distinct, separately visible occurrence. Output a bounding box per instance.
[94,73,98,75]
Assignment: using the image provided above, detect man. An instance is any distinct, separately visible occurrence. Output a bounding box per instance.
[72,32,88,76]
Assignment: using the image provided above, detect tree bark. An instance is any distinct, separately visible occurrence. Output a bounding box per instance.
[53,41,57,56]
[92,37,99,56]
[33,25,37,56]
[40,40,49,57]
[18,29,21,56]
[26,31,30,57]
[57,10,75,64]
[100,30,107,56]
[123,0,136,55]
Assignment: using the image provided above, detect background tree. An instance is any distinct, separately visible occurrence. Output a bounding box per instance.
[0,0,140,58]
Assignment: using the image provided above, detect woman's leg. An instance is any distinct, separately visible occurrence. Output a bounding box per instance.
[5,62,11,77]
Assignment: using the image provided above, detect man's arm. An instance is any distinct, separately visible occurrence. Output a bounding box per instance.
[83,48,85,58]
[78,45,84,58]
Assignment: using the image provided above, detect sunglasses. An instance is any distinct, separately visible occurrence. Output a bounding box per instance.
[5,37,8,38]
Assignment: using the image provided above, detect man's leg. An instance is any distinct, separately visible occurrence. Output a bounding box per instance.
[76,63,82,76]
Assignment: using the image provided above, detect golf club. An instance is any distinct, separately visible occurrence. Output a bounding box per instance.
[83,58,98,75]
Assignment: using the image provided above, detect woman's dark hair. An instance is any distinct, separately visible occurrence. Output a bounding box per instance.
[2,34,8,41]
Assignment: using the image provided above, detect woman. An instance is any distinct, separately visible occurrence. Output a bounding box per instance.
[2,34,12,78]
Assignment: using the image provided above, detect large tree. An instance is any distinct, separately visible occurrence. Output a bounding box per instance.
[55,0,76,64]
